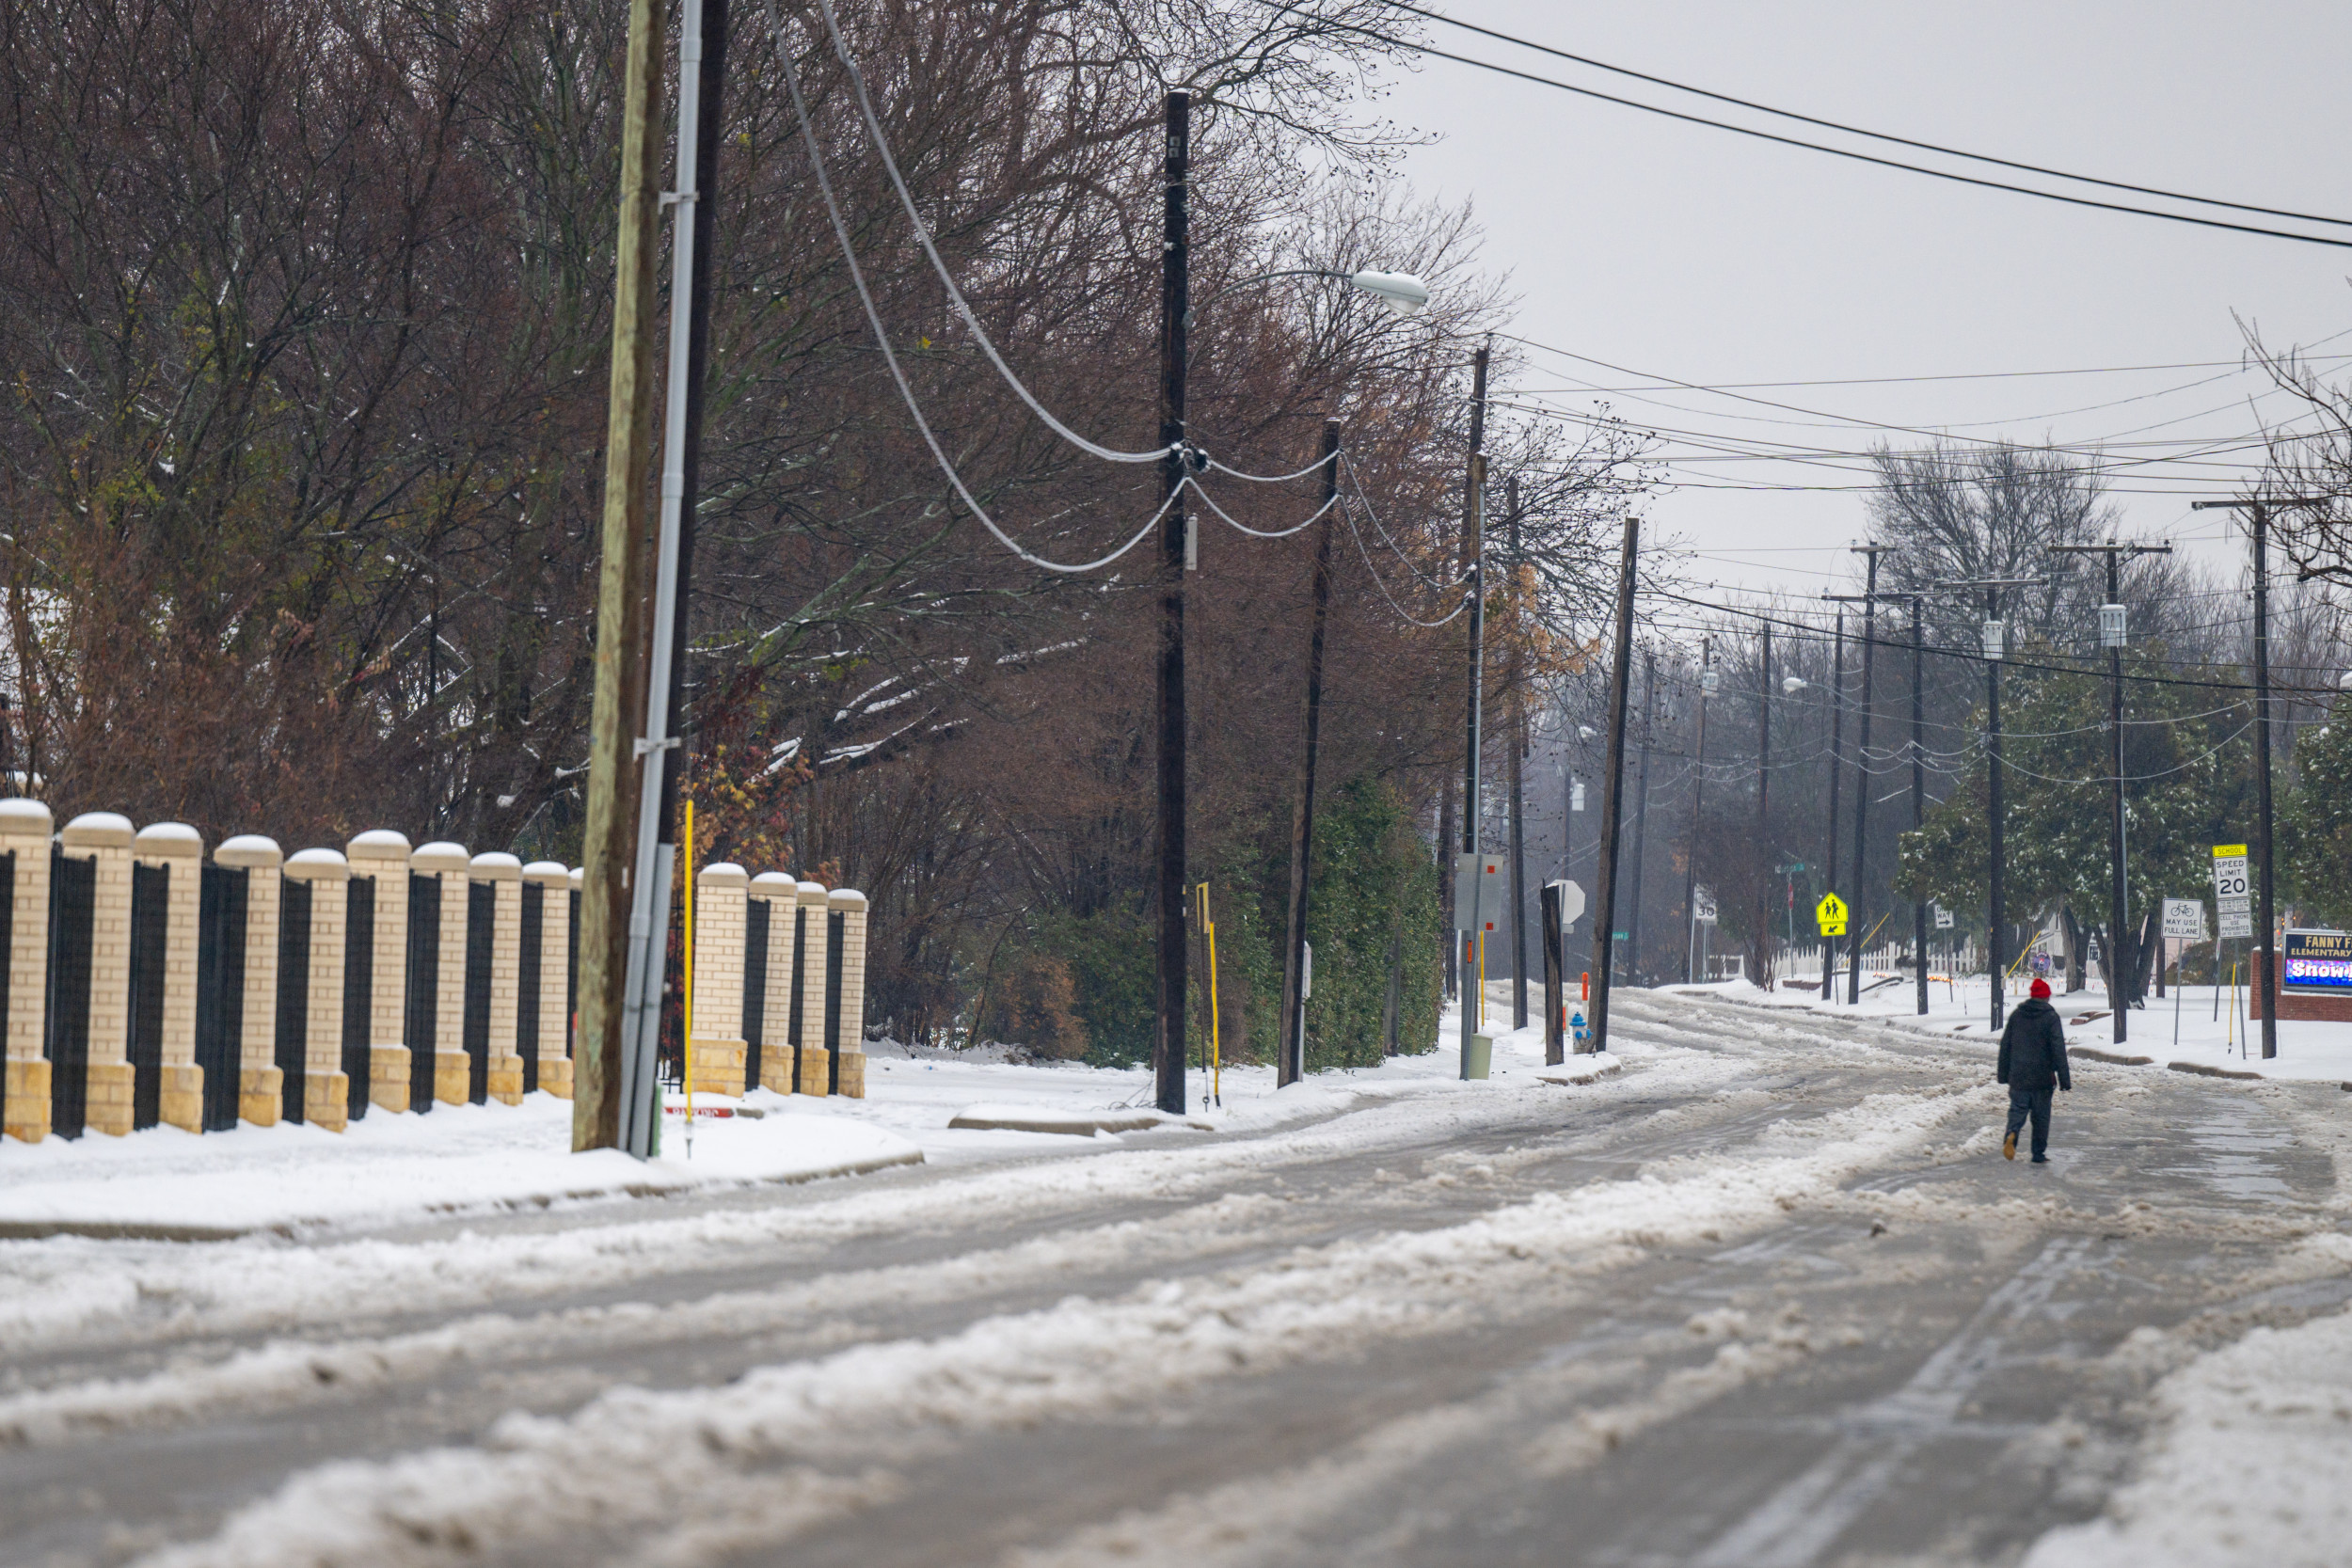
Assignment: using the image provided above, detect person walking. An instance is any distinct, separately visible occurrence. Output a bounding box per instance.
[1997,976,2071,1163]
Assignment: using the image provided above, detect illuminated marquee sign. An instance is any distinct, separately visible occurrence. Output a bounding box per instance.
[2281,929,2352,995]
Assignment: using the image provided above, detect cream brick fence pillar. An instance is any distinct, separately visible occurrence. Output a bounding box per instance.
[133,823,203,1133]
[0,800,50,1142]
[409,842,471,1105]
[690,863,749,1098]
[60,813,136,1137]
[793,879,831,1096]
[282,849,350,1131]
[748,871,797,1091]
[523,862,572,1097]
[828,888,869,1099]
[215,835,282,1126]
[566,866,582,1062]
[346,831,411,1113]
[471,853,524,1105]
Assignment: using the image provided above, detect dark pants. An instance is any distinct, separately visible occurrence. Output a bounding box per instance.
[2006,1087,2054,1159]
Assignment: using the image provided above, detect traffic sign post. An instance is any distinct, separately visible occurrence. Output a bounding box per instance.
[1540,879,1583,1066]
[2164,897,2208,1046]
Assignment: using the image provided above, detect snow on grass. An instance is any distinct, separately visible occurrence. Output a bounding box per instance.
[125,1075,1972,1567]
[2023,1307,2352,1568]
[0,1096,920,1235]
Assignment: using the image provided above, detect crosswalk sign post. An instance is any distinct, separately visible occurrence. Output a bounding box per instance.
[1815,892,1848,937]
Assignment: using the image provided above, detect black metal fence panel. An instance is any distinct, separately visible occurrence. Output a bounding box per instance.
[342,875,374,1120]
[788,907,807,1047]
[45,848,96,1139]
[463,880,492,1104]
[127,862,168,1130]
[276,879,310,1123]
[743,899,770,1089]
[826,910,846,1093]
[518,882,542,1094]
[405,873,439,1112]
[196,864,247,1132]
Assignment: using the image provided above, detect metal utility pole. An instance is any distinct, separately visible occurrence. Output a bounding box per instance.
[1625,652,1658,984]
[2192,499,2325,1060]
[1821,609,1844,999]
[1278,420,1343,1088]
[1588,516,1640,1052]
[1507,477,1529,1029]
[1152,90,1190,1115]
[575,0,668,1152]
[1846,547,1886,1003]
[1938,576,2043,1030]
[1754,625,1772,988]
[2051,539,2171,1046]
[1684,636,1711,984]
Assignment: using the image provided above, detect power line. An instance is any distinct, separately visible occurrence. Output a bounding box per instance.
[1372,0,2352,231]
[1311,11,2352,249]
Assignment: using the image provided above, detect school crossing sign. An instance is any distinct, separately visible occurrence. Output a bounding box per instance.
[1816,892,1849,937]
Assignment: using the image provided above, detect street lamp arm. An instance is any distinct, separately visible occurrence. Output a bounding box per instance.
[1187,267,1431,324]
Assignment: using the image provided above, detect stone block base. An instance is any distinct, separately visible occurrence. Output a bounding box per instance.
[241,1066,286,1128]
[795,1045,831,1097]
[159,1064,205,1133]
[688,1037,746,1099]
[834,1050,866,1100]
[4,1058,51,1142]
[370,1044,412,1114]
[83,1060,135,1136]
[486,1055,524,1107]
[536,1054,574,1099]
[303,1070,350,1132]
[433,1050,471,1106]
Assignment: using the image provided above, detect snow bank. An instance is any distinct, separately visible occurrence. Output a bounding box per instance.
[2024,1308,2352,1568]
[0,1097,920,1236]
[946,1103,1207,1135]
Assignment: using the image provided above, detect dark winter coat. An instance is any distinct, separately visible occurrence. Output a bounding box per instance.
[1996,997,2072,1093]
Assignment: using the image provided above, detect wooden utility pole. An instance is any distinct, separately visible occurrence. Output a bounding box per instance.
[1587,515,1639,1052]
[1506,476,1529,1030]
[574,0,667,1151]
[1754,625,1772,988]
[1152,91,1190,1116]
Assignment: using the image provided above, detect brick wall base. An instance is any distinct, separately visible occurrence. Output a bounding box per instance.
[486,1055,523,1106]
[2246,951,2352,1022]
[241,1065,285,1127]
[689,1037,746,1099]
[83,1061,135,1136]
[159,1064,204,1133]
[795,1045,831,1097]
[4,1058,50,1142]
[834,1050,866,1100]
[433,1050,470,1106]
[370,1045,412,1114]
[303,1070,350,1132]
[537,1055,573,1099]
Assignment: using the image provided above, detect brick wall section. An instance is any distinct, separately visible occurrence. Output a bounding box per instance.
[61,814,136,1135]
[409,842,471,1106]
[473,853,524,1104]
[796,880,831,1095]
[347,830,411,1112]
[830,886,868,1058]
[283,849,349,1131]
[751,872,797,1053]
[1,800,52,1142]
[134,822,204,1132]
[215,835,283,1124]
[688,863,749,1097]
[524,862,572,1097]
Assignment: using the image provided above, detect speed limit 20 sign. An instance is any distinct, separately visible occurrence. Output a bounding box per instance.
[2211,844,2253,940]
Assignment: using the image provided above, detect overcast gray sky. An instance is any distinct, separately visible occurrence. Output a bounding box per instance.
[1369,0,2352,603]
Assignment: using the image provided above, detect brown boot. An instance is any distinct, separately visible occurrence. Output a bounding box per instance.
[2003,1131,2017,1161]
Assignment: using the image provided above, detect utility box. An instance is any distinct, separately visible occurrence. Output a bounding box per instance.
[1453,852,1502,933]
[1464,1032,1493,1080]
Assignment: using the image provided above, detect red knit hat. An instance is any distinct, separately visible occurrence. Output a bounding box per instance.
[2030,977,2052,998]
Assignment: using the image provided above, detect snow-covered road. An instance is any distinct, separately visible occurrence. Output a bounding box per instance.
[3,989,2348,1567]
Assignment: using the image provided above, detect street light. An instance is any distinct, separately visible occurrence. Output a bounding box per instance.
[1782,675,1807,695]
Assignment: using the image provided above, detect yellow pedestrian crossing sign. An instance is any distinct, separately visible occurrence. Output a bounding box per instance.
[1816,893,1849,936]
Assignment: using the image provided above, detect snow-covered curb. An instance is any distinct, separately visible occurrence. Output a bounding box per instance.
[1534,1052,1622,1086]
[946,1103,1212,1136]
[0,1100,922,1237]
[2023,1309,2352,1568]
